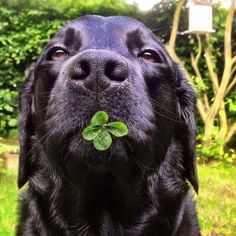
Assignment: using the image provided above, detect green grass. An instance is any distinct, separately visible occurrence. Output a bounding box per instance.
[0,172,18,236]
[197,163,236,236]
[0,138,19,155]
[0,164,236,236]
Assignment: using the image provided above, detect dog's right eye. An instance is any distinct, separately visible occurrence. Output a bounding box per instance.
[48,48,69,61]
[138,50,162,63]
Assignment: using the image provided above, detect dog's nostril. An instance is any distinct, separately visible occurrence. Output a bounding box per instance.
[105,61,128,82]
[71,60,90,80]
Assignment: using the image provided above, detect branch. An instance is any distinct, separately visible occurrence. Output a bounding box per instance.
[197,99,207,122]
[168,0,185,51]
[204,34,219,94]
[218,103,228,139]
[167,0,192,81]
[190,35,202,77]
[204,36,228,134]
[232,55,236,66]
[231,64,236,77]
[191,35,209,110]
[224,121,236,145]
[224,0,236,61]
[194,34,202,63]
[204,1,235,128]
[225,76,236,96]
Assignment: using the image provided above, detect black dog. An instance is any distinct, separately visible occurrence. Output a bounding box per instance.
[17,15,200,235]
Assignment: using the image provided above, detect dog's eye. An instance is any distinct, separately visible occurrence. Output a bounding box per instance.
[49,48,69,61]
[138,50,161,63]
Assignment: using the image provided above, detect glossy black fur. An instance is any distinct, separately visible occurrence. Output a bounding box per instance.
[17,15,200,236]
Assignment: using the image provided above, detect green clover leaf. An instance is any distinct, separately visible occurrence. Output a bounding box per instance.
[82,111,129,151]
[93,130,112,151]
[91,111,108,126]
[82,125,101,141]
[105,122,128,137]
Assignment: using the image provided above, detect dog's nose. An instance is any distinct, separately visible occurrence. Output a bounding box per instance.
[69,49,128,92]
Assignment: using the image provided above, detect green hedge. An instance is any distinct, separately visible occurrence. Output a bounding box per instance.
[0,1,139,136]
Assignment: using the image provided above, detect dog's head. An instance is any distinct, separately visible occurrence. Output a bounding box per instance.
[18,15,198,192]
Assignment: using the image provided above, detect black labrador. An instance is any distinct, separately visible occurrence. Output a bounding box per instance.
[17,15,200,236]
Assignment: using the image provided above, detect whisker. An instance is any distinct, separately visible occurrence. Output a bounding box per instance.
[152,109,182,123]
[148,97,175,115]
[27,129,54,156]
[148,25,171,34]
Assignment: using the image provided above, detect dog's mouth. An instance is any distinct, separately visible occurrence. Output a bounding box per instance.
[43,94,155,173]
[53,116,155,186]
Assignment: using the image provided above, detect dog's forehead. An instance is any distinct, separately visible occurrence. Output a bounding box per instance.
[51,15,153,49]
[67,15,147,35]
[76,15,142,28]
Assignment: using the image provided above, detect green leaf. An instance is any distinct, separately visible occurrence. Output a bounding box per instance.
[91,111,109,126]
[93,130,112,151]
[105,122,128,137]
[3,104,13,112]
[82,112,128,151]
[8,119,17,127]
[82,125,101,141]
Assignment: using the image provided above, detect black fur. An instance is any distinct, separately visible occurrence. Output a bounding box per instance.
[17,15,200,236]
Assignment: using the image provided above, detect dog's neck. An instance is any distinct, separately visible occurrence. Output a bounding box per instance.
[27,142,188,235]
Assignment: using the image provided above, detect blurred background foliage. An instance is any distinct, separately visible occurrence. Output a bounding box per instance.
[0,0,235,160]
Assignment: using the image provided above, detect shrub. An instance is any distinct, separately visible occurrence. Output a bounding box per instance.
[197,134,236,164]
[0,1,138,136]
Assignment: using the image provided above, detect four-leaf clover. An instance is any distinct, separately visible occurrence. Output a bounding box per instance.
[82,111,128,151]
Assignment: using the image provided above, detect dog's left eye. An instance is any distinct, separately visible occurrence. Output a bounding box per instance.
[138,50,161,63]
[48,48,69,61]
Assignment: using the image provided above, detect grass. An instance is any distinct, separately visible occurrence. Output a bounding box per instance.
[0,172,18,236]
[0,138,19,155]
[197,163,236,235]
[0,164,235,236]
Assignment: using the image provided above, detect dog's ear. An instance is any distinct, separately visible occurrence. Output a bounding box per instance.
[18,65,35,188]
[175,65,199,193]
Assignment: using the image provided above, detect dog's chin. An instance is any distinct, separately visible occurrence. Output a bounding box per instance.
[54,133,154,186]
[44,110,155,186]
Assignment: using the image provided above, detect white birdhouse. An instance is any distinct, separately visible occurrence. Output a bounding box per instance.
[187,0,214,33]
